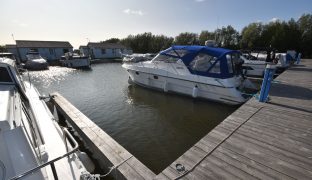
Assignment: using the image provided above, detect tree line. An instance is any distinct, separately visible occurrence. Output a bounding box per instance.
[105,13,312,58]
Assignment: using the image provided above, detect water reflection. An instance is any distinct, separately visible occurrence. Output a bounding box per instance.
[122,85,236,173]
[25,66,77,87]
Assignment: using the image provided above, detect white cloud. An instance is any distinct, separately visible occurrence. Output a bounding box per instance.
[11,19,29,27]
[123,9,144,16]
[194,0,206,2]
[19,23,28,27]
[269,17,279,22]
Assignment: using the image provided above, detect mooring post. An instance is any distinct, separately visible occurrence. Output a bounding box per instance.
[296,53,301,65]
[259,64,276,102]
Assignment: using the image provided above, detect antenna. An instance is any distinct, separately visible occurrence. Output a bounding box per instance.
[11,34,15,42]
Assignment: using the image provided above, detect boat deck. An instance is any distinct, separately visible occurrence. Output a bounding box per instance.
[51,59,312,179]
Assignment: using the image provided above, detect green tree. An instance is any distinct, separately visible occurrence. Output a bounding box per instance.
[120,32,173,53]
[297,13,312,57]
[0,45,7,52]
[104,38,120,43]
[174,32,199,45]
[215,25,240,49]
[240,23,263,49]
[199,31,216,45]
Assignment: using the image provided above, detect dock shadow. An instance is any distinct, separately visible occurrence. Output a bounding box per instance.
[270,83,312,100]
[289,66,312,73]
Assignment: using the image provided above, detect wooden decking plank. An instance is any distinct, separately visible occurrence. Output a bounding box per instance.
[232,127,312,167]
[256,108,312,125]
[117,163,145,180]
[162,166,182,180]
[244,119,312,145]
[126,157,156,179]
[231,120,312,151]
[213,146,294,180]
[172,146,207,170]
[153,173,170,180]
[250,113,312,134]
[221,133,312,179]
[197,155,242,180]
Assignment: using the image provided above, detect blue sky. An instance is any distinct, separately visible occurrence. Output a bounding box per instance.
[0,0,311,48]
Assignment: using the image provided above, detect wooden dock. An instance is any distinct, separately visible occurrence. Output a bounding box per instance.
[156,59,312,179]
[50,59,312,179]
[50,92,156,180]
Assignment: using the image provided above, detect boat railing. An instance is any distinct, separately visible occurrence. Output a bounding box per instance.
[10,128,79,180]
[21,101,44,161]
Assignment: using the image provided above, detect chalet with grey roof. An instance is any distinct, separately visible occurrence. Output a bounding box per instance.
[79,42,132,59]
[6,40,73,62]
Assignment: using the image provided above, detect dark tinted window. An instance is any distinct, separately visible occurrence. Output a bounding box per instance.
[0,67,13,82]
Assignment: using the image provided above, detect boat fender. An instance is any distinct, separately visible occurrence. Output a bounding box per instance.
[163,80,168,92]
[192,85,198,98]
[78,151,95,173]
[36,145,49,163]
[128,76,134,84]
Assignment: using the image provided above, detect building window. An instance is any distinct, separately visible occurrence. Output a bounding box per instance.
[49,48,54,55]
[30,48,38,52]
[63,49,69,54]
[102,49,106,54]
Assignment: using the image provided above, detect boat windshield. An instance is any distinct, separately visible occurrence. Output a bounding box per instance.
[26,54,42,60]
[189,53,220,73]
[152,54,180,63]
[0,67,13,82]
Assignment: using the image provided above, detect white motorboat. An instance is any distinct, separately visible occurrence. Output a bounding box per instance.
[0,57,93,179]
[122,45,256,105]
[241,51,293,77]
[60,53,91,69]
[24,52,49,70]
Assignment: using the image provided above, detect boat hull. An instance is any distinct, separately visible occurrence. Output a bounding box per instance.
[126,69,247,105]
[60,58,91,69]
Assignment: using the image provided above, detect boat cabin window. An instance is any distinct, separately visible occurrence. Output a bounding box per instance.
[189,53,220,73]
[0,67,13,82]
[153,54,180,63]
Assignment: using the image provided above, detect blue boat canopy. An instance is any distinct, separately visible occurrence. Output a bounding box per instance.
[158,45,241,78]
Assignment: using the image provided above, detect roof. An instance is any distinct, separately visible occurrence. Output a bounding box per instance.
[5,44,17,48]
[87,42,129,49]
[79,45,88,49]
[16,40,73,48]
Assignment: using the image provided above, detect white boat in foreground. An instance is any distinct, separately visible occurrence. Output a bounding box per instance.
[122,45,256,105]
[24,51,49,70]
[0,57,93,179]
[60,53,91,69]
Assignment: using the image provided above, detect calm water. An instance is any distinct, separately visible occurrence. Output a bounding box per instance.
[26,63,237,173]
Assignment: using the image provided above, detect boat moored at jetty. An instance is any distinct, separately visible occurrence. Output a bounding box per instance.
[0,57,93,179]
[24,51,49,70]
[122,45,256,105]
[60,52,91,69]
[241,49,297,77]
